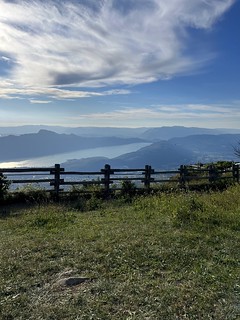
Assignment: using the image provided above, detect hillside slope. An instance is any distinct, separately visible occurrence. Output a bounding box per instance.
[63,140,195,170]
[169,134,240,161]
[62,133,240,170]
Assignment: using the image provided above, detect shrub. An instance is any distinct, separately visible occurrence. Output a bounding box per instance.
[0,174,10,201]
[72,195,103,212]
[13,184,50,204]
[120,179,137,199]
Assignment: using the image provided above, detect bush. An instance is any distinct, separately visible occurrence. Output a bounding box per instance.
[72,195,103,212]
[13,184,50,204]
[0,174,10,201]
[120,179,137,198]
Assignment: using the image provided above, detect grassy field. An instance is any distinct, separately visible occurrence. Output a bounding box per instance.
[0,185,240,319]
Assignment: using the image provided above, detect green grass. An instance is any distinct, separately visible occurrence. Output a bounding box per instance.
[0,185,240,319]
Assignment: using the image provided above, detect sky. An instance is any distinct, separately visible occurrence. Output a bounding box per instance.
[0,0,239,128]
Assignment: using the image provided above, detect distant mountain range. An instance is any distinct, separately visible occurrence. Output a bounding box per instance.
[62,134,240,171]
[0,130,144,161]
[140,126,235,141]
[0,126,239,169]
[0,125,147,138]
[1,125,240,140]
[63,140,195,171]
[169,134,240,161]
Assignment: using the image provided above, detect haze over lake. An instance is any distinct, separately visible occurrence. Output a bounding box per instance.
[0,142,150,169]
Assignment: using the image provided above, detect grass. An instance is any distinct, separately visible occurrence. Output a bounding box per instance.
[0,185,240,319]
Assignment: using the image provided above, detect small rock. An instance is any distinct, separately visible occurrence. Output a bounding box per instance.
[57,277,91,287]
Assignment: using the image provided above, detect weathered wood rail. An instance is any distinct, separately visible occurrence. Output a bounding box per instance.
[0,163,239,199]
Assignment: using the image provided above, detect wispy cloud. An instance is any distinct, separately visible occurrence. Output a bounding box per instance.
[67,103,240,127]
[0,80,131,100]
[154,104,235,114]
[29,99,52,104]
[0,0,235,99]
[0,56,11,62]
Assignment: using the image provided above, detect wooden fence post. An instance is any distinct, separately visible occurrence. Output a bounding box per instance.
[144,165,152,190]
[0,173,3,196]
[232,163,240,183]
[53,164,61,200]
[208,165,217,183]
[179,165,187,188]
[102,164,111,198]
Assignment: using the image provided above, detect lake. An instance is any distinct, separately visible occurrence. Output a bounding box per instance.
[0,142,150,168]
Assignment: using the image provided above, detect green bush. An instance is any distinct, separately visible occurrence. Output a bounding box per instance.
[120,179,137,198]
[0,174,10,200]
[70,194,103,212]
[13,184,50,204]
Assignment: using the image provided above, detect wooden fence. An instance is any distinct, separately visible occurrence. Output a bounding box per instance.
[0,163,239,199]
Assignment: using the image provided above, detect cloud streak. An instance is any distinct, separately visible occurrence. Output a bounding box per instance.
[0,79,131,100]
[0,0,235,99]
[67,103,240,128]
[29,99,52,104]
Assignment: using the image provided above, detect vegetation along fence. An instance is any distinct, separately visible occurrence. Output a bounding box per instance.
[0,162,239,199]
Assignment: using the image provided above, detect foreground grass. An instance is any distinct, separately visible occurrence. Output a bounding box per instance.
[0,186,240,319]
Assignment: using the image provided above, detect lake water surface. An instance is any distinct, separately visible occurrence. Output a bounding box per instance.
[0,142,150,168]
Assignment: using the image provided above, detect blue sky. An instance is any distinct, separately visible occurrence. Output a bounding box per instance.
[0,0,239,128]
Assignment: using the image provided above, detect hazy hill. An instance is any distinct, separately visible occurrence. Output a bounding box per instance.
[0,125,67,136]
[0,125,147,138]
[63,157,109,171]
[62,133,240,170]
[0,130,144,161]
[112,141,195,168]
[63,140,195,170]
[140,126,225,141]
[169,134,240,161]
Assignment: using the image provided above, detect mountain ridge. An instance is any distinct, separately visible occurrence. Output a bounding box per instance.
[0,130,145,162]
[0,127,239,169]
[62,133,240,170]
[1,125,240,140]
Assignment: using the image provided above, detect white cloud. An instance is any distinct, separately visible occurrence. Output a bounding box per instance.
[0,0,235,99]
[154,103,235,114]
[0,55,11,62]
[0,81,131,100]
[68,103,240,127]
[29,99,52,104]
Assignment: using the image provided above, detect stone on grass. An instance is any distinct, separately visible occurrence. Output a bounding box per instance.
[57,277,91,287]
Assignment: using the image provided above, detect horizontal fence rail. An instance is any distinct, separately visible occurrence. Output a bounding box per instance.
[0,163,239,199]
